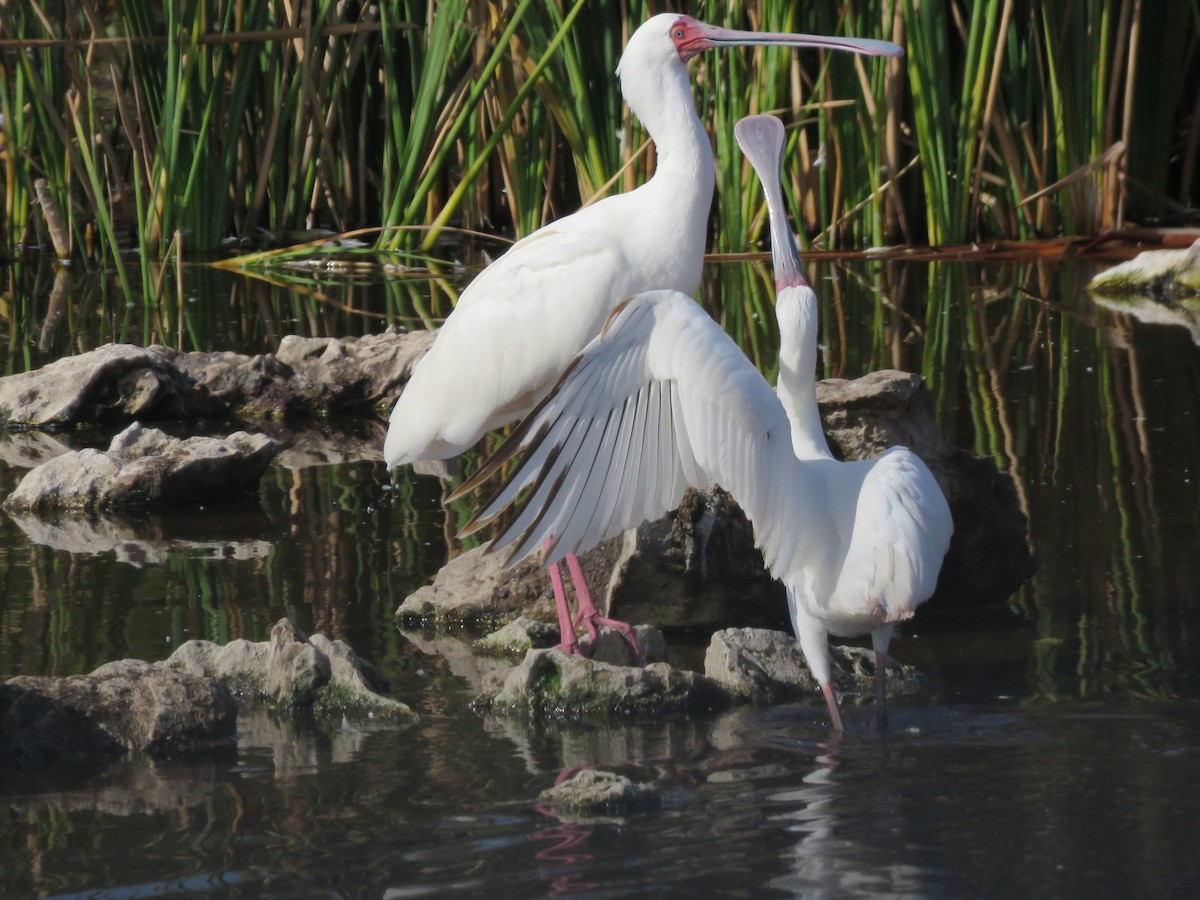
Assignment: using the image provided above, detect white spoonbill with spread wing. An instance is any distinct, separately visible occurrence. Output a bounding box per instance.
[386,14,902,661]
[456,114,952,730]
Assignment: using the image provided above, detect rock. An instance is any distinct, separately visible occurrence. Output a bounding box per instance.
[703,627,816,704]
[602,488,787,631]
[169,638,269,694]
[2,423,277,513]
[703,627,923,706]
[308,632,392,702]
[472,616,560,658]
[474,649,726,721]
[167,618,415,721]
[815,369,1035,608]
[0,330,435,427]
[399,521,782,636]
[156,328,435,419]
[537,769,662,818]
[397,545,571,629]
[265,620,331,706]
[579,624,669,667]
[0,418,390,474]
[1,660,236,766]
[0,344,220,426]
[1087,237,1200,298]
[273,330,434,412]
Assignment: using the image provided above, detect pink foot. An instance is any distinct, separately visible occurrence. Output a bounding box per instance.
[565,552,644,666]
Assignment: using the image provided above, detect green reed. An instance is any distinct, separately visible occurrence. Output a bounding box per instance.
[0,0,1195,283]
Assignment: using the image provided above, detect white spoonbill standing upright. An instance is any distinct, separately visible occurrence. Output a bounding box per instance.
[456,114,952,730]
[385,14,902,660]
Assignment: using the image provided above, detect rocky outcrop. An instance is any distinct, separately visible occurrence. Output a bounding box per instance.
[703,627,923,705]
[474,648,727,721]
[3,423,277,513]
[816,369,1035,608]
[469,626,924,722]
[1,660,236,767]
[0,619,410,769]
[397,544,577,629]
[0,328,433,427]
[0,344,220,426]
[1087,236,1200,298]
[167,618,415,720]
[471,616,561,659]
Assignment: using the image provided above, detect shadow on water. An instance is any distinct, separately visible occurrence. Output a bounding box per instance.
[2,251,1199,895]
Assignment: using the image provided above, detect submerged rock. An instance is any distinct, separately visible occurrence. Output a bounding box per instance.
[2,423,277,513]
[167,618,415,721]
[1,660,236,767]
[537,769,662,818]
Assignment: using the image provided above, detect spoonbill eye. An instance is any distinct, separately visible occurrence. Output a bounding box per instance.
[673,27,685,39]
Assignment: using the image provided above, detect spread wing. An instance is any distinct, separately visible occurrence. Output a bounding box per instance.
[453,290,810,572]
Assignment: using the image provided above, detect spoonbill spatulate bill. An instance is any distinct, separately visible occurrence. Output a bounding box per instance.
[388,14,902,662]
[456,114,951,730]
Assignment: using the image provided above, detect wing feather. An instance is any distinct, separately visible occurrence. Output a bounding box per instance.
[472,290,815,574]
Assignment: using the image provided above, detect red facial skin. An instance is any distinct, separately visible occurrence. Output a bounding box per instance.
[669,16,709,62]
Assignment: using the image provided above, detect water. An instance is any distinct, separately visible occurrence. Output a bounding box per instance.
[2,253,1199,897]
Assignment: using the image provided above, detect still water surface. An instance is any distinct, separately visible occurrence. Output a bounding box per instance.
[1,253,1198,896]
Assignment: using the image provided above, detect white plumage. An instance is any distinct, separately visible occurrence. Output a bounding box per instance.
[388,14,901,660]
[461,115,951,730]
[385,14,899,467]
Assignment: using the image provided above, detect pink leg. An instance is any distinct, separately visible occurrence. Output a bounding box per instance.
[565,552,644,666]
[546,540,579,655]
[821,681,845,732]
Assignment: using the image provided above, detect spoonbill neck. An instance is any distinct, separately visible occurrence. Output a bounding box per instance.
[618,42,714,190]
[733,113,827,458]
[776,284,832,460]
